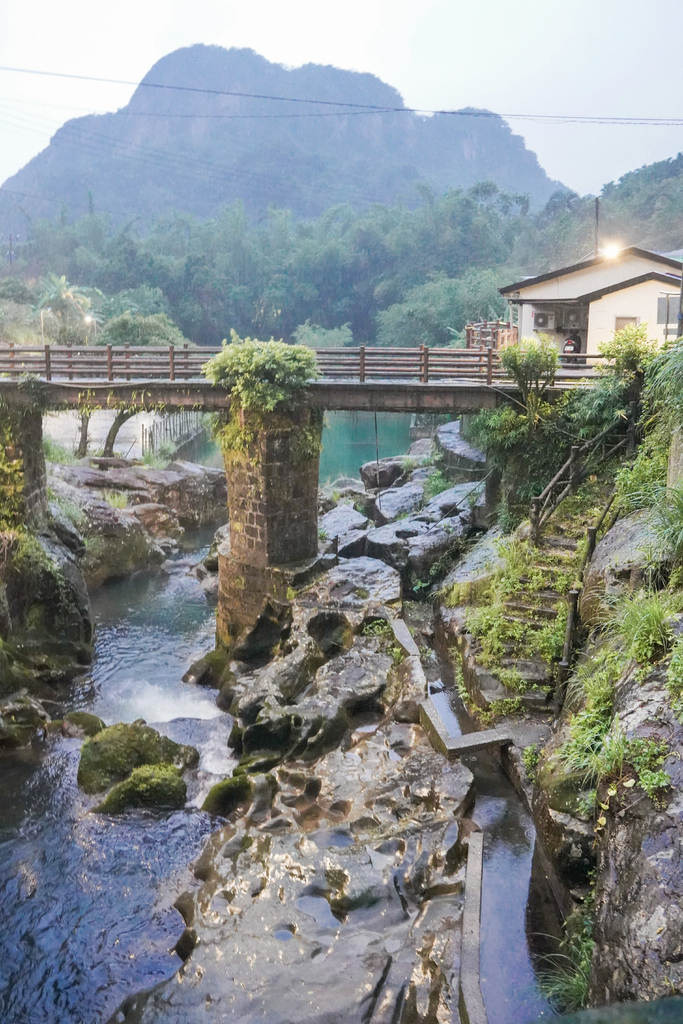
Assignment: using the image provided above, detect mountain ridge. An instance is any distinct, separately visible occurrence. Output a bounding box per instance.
[0,44,564,227]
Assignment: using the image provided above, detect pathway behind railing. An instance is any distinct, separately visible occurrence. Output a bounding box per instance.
[0,343,603,385]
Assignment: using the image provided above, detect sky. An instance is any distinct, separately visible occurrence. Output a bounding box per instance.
[0,0,681,197]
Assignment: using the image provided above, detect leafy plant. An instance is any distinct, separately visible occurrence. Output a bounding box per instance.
[522,744,541,781]
[500,334,558,421]
[423,470,452,500]
[597,321,658,384]
[204,332,318,412]
[103,489,128,509]
[608,588,683,663]
[43,436,78,465]
[538,903,594,1013]
[614,428,669,515]
[666,637,683,721]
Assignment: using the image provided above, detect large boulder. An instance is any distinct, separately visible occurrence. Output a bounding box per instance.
[0,693,49,748]
[580,510,661,626]
[94,764,187,814]
[374,482,424,525]
[0,528,93,693]
[359,456,406,490]
[77,721,199,793]
[297,556,402,624]
[318,504,369,557]
[366,512,472,588]
[435,420,486,471]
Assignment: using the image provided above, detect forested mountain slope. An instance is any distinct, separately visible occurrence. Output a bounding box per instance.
[0,44,562,225]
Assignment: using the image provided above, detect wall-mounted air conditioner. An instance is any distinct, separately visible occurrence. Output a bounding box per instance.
[564,309,583,329]
[533,310,555,331]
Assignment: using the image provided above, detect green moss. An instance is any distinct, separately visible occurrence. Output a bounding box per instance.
[0,407,25,531]
[64,711,105,736]
[202,774,254,816]
[94,764,186,814]
[77,722,199,793]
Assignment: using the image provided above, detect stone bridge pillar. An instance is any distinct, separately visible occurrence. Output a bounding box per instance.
[216,407,322,652]
[0,404,48,530]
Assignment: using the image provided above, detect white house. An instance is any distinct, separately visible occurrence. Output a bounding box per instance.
[500,247,682,355]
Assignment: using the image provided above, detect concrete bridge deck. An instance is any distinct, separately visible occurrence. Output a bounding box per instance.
[0,343,599,413]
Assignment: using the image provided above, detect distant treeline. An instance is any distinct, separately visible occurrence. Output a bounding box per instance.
[2,153,683,348]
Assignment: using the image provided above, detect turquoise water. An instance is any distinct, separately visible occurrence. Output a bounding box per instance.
[191,411,415,483]
[319,411,412,482]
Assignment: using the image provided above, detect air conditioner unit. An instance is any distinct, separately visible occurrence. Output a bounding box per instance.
[533,310,555,331]
[564,309,582,329]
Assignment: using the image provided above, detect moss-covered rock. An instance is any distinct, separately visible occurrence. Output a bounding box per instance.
[94,763,186,814]
[63,710,105,738]
[77,721,199,793]
[0,693,49,748]
[202,774,254,816]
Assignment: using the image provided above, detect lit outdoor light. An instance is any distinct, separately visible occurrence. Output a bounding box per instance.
[602,244,621,259]
[84,315,93,323]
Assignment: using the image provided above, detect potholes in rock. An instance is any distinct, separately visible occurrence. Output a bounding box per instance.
[307,611,351,658]
[272,923,297,942]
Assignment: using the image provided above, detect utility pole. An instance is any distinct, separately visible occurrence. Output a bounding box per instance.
[7,234,13,276]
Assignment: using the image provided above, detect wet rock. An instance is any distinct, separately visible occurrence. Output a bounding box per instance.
[581,510,661,626]
[374,482,425,525]
[420,481,483,522]
[94,764,187,814]
[48,502,86,557]
[589,661,683,1004]
[201,523,230,573]
[129,503,183,541]
[77,721,199,793]
[62,710,105,738]
[366,515,470,588]
[0,694,49,748]
[408,437,435,460]
[297,556,402,624]
[51,460,227,528]
[109,687,474,1024]
[202,774,255,816]
[439,527,504,605]
[319,504,369,557]
[435,420,486,471]
[359,455,407,490]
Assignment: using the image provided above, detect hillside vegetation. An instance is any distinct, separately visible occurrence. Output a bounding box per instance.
[1,150,682,349]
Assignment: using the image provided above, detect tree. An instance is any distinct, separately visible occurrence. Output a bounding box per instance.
[97,311,188,347]
[500,335,558,428]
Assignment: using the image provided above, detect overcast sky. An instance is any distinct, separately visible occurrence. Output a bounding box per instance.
[0,0,681,198]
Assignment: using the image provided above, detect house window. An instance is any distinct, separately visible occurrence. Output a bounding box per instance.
[615,316,637,331]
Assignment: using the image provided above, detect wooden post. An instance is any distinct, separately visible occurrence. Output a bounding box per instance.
[569,445,582,491]
[486,346,493,386]
[169,345,175,382]
[44,344,51,381]
[556,588,580,713]
[359,345,366,383]
[107,344,113,381]
[628,400,638,453]
[8,341,14,378]
[530,497,541,546]
[422,345,429,384]
[67,342,73,381]
[125,343,130,381]
[183,343,189,380]
[586,525,598,563]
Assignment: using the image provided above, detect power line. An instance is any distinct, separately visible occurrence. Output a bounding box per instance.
[0,62,683,125]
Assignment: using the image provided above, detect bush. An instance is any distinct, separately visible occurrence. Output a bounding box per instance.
[609,588,683,663]
[614,428,669,514]
[598,322,658,383]
[500,334,558,410]
[204,332,318,412]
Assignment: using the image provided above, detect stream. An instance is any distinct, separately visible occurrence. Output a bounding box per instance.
[0,535,235,1024]
[1,414,557,1023]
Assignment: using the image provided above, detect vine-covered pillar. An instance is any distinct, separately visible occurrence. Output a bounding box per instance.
[216,406,323,650]
[0,403,48,530]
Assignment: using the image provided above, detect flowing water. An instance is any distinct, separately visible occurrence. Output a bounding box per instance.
[429,679,557,1022]
[0,539,234,1024]
[0,417,557,1023]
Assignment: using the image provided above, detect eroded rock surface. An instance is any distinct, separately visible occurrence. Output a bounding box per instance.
[111,682,474,1024]
[580,510,661,626]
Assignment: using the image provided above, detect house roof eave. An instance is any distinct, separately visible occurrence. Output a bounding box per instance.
[499,247,683,297]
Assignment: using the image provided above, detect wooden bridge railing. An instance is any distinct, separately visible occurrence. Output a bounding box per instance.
[0,343,604,386]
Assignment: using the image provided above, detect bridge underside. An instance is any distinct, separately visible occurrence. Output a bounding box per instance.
[0,378,537,413]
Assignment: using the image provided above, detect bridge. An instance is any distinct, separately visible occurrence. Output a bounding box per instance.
[0,342,601,654]
[0,343,601,413]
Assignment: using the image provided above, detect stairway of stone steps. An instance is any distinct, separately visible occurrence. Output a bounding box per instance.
[485,531,581,705]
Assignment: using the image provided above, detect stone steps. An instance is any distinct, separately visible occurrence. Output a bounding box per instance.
[503,600,558,620]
